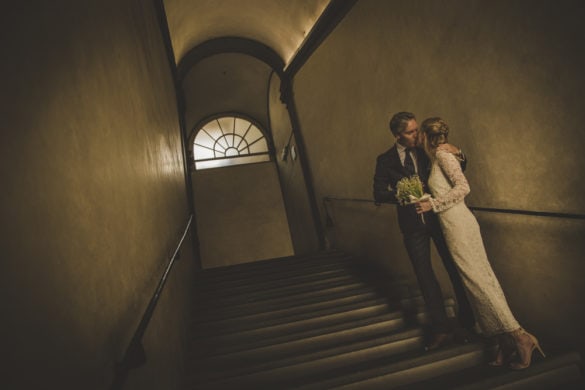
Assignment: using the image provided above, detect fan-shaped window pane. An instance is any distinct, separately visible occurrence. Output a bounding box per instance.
[248,138,269,154]
[194,130,215,149]
[193,116,270,170]
[246,126,263,144]
[201,121,222,138]
[194,144,215,160]
[234,118,251,138]
[216,117,233,136]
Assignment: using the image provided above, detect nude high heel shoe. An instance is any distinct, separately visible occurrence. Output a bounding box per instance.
[509,328,545,370]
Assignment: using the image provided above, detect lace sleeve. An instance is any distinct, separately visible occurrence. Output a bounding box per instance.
[430,150,470,213]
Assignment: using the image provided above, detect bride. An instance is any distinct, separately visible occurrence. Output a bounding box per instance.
[414,117,544,369]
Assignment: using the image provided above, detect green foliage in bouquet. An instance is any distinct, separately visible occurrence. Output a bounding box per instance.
[395,175,424,205]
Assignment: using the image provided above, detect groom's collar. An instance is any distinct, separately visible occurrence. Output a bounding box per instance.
[395,142,407,153]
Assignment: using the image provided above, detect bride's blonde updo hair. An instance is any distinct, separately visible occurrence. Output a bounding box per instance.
[421,117,449,155]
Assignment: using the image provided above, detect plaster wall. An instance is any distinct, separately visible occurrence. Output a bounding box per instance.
[182,53,272,135]
[182,53,293,268]
[292,0,585,353]
[1,1,193,388]
[268,73,320,254]
[192,162,293,268]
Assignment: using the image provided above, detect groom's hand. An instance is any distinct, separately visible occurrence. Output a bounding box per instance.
[415,200,432,214]
[437,143,461,155]
[437,143,464,160]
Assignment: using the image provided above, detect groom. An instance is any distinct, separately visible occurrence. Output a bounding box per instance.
[373,111,475,350]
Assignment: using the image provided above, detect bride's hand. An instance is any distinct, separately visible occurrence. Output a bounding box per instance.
[415,200,432,214]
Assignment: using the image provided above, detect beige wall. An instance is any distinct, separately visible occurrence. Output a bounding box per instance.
[192,162,293,268]
[268,73,320,254]
[182,53,272,136]
[1,1,194,389]
[182,52,294,268]
[124,240,195,390]
[292,0,585,353]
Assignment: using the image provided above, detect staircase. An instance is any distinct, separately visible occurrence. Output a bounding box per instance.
[185,251,584,389]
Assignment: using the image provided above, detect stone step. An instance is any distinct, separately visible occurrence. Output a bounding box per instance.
[301,343,487,390]
[195,271,364,301]
[193,278,372,309]
[186,251,584,390]
[192,301,398,340]
[190,328,425,384]
[189,313,411,360]
[404,351,584,390]
[191,342,486,389]
[190,312,406,358]
[193,284,436,324]
[193,286,380,322]
[195,250,349,281]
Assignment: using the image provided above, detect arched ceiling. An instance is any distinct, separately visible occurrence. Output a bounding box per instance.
[163,0,331,68]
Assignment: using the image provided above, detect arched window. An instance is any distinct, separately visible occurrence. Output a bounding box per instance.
[192,116,270,170]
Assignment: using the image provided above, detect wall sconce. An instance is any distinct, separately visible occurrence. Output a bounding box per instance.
[280,145,289,161]
[290,144,297,161]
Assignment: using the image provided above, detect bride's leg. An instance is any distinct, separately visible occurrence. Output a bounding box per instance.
[429,222,475,330]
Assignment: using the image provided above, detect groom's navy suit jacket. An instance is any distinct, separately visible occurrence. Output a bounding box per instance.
[373,145,429,234]
[373,145,467,235]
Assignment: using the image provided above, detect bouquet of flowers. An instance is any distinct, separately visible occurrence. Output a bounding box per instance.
[395,175,432,223]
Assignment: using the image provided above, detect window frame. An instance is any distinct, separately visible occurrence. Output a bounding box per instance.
[188,113,274,171]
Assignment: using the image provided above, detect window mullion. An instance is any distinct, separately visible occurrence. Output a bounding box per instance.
[194,116,269,169]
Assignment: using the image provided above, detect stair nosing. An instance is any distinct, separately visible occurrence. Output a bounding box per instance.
[189,317,414,362]
[191,302,396,340]
[190,313,406,358]
[191,329,425,384]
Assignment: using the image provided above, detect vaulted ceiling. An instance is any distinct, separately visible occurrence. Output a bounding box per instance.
[163,0,331,68]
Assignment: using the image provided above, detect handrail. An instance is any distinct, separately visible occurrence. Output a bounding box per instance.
[323,196,585,220]
[110,214,194,390]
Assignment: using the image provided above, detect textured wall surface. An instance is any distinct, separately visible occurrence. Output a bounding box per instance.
[183,52,293,268]
[192,162,293,268]
[182,53,272,136]
[292,0,585,353]
[268,73,320,254]
[0,1,194,388]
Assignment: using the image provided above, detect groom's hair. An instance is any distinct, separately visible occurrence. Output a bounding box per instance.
[389,112,416,136]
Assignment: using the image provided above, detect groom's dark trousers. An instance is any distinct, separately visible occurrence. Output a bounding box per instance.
[373,145,475,333]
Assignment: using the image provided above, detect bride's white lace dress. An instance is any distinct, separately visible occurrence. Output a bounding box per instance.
[428,150,519,336]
